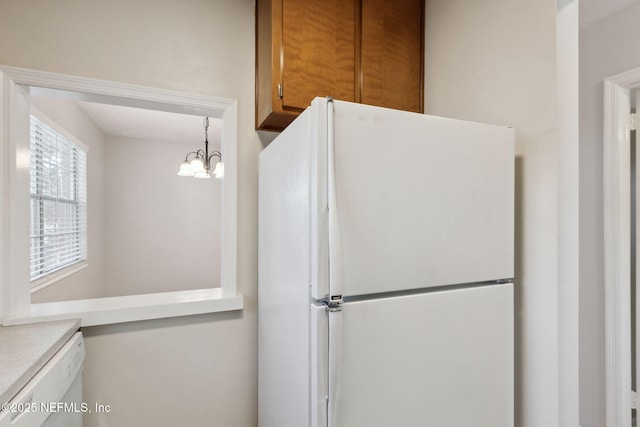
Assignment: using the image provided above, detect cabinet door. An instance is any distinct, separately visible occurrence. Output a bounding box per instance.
[361,0,423,113]
[281,0,357,111]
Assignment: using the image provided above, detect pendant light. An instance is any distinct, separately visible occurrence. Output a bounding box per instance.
[177,117,223,179]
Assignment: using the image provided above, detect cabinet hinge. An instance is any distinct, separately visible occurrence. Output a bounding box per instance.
[278,83,283,99]
[631,112,636,131]
[632,390,638,410]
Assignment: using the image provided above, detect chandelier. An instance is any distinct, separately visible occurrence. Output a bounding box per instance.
[177,117,223,179]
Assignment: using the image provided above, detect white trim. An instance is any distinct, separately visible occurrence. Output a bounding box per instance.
[556,2,580,425]
[2,65,233,116]
[220,101,238,297]
[1,72,32,320]
[603,68,640,427]
[0,65,241,325]
[3,288,242,327]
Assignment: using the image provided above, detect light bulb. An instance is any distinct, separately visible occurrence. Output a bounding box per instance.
[190,157,205,174]
[213,161,224,179]
[177,161,194,176]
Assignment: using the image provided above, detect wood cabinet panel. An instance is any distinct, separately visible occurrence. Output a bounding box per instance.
[281,0,357,111]
[256,0,423,131]
[361,0,423,112]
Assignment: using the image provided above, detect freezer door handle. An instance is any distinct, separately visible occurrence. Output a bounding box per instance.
[327,98,344,427]
[327,98,343,299]
[327,308,342,427]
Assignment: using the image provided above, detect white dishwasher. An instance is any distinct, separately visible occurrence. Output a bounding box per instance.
[0,332,85,427]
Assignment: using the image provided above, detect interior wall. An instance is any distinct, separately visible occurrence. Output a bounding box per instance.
[579,3,640,425]
[0,1,259,426]
[424,1,559,426]
[103,135,221,296]
[29,96,107,303]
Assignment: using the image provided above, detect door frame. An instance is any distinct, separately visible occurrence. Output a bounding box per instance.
[603,66,640,427]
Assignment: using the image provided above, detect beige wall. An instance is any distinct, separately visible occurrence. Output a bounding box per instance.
[103,135,221,297]
[0,0,259,426]
[424,1,560,426]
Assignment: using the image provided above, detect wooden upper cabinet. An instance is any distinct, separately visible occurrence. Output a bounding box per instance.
[281,0,357,111]
[361,0,423,113]
[256,0,424,131]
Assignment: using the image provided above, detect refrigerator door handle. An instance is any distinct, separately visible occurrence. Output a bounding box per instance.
[327,98,343,299]
[327,306,342,427]
[327,98,344,426]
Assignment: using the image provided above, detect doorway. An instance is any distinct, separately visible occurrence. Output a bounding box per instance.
[603,68,640,427]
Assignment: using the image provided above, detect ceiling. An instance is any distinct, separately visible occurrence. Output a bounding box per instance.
[580,0,640,28]
[76,101,222,148]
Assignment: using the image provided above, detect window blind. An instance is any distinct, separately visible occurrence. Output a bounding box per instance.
[30,115,87,282]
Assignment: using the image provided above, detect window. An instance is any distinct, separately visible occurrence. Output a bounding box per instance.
[29,114,87,284]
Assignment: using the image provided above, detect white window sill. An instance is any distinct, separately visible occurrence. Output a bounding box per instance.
[2,288,243,327]
[30,261,88,293]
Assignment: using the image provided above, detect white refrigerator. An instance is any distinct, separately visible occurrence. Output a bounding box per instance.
[258,97,514,427]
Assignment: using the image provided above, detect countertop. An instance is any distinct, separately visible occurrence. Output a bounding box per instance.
[0,319,80,404]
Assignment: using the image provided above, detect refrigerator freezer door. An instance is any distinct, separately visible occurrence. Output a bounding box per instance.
[317,100,514,298]
[327,283,513,427]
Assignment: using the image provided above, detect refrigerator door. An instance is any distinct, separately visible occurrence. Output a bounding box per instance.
[322,283,513,427]
[312,98,514,299]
